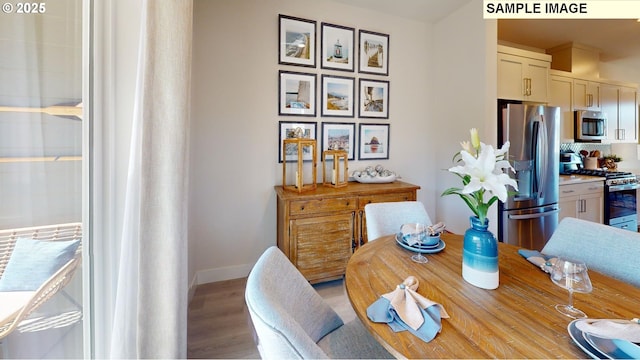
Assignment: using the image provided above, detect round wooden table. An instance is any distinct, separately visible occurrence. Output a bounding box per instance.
[345,233,640,359]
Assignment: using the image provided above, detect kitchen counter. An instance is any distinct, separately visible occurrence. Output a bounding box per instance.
[559,174,606,185]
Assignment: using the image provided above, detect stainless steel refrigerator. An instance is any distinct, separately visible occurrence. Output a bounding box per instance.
[497,102,560,251]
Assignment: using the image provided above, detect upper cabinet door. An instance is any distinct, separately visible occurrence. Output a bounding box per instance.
[573,79,601,111]
[497,46,551,103]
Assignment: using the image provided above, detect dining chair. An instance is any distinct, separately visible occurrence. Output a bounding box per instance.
[542,217,640,287]
[245,246,393,359]
[364,201,432,241]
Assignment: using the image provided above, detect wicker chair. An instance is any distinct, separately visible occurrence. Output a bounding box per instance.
[0,223,82,340]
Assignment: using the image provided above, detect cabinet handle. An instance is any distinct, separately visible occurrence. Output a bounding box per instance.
[523,78,531,96]
[359,210,365,246]
[562,190,575,194]
[588,94,593,107]
[351,211,356,251]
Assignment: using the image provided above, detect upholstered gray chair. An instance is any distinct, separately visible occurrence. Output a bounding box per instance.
[542,217,640,288]
[245,246,393,359]
[364,201,432,241]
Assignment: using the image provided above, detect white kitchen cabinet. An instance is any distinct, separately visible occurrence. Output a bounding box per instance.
[497,45,551,103]
[559,181,604,224]
[549,73,574,143]
[602,83,638,143]
[573,79,601,111]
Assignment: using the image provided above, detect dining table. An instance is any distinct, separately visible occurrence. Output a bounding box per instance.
[344,232,640,359]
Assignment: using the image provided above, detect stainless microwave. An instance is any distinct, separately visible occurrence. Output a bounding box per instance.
[574,110,607,141]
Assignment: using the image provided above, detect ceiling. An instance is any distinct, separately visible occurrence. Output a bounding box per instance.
[498,19,640,63]
[332,0,640,64]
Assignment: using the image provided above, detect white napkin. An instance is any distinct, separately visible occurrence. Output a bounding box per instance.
[381,276,449,330]
[576,318,640,343]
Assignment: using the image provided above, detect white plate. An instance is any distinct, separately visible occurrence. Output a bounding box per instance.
[395,233,445,254]
[568,319,605,359]
[583,332,640,359]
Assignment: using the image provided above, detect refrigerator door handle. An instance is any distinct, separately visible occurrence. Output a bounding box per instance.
[531,115,548,199]
[507,208,559,220]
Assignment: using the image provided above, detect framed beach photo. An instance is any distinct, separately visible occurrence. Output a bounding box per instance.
[279,70,317,116]
[359,30,389,75]
[321,75,355,118]
[279,15,316,68]
[321,23,355,72]
[321,122,356,160]
[278,121,317,163]
[359,123,389,160]
[359,78,389,119]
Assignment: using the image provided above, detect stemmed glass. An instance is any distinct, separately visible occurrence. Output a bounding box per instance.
[410,223,428,264]
[550,257,593,319]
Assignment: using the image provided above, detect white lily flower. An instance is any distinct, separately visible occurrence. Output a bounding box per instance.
[443,130,519,224]
[460,141,473,154]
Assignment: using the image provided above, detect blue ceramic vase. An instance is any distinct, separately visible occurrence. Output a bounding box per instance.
[462,216,499,289]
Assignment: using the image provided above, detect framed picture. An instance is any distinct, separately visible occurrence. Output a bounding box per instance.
[359,78,389,119]
[359,123,389,160]
[279,15,316,68]
[358,30,389,75]
[321,122,356,160]
[321,75,355,118]
[321,23,355,72]
[278,121,317,163]
[279,70,316,116]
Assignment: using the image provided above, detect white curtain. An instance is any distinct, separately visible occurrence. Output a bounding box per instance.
[109,0,192,358]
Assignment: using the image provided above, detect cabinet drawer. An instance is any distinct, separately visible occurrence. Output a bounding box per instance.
[290,197,357,216]
[560,181,604,197]
[359,192,415,208]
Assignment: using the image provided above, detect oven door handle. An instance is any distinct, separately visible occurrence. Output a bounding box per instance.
[608,183,640,192]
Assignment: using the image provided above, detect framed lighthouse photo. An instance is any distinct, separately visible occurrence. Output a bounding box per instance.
[321,22,355,72]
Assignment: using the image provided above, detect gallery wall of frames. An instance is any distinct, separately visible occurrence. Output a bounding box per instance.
[277,14,392,162]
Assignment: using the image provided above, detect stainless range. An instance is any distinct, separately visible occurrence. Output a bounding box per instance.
[568,169,639,231]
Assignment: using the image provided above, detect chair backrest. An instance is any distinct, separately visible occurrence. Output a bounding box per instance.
[364,201,432,241]
[245,246,344,359]
[0,223,82,339]
[542,217,640,287]
[0,223,82,278]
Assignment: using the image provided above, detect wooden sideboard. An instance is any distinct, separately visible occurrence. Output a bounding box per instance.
[274,180,420,283]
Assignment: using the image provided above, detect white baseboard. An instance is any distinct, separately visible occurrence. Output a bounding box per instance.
[193,263,253,286]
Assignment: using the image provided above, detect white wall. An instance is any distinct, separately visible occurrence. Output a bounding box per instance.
[190,0,452,284]
[433,1,498,234]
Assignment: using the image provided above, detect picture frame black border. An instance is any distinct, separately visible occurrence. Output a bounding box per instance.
[278,14,317,68]
[321,121,356,160]
[358,78,390,119]
[358,29,389,76]
[320,22,355,72]
[321,74,355,118]
[278,121,318,163]
[279,70,317,117]
[358,123,390,160]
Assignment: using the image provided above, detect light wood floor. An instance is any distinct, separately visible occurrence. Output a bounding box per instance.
[187,277,354,359]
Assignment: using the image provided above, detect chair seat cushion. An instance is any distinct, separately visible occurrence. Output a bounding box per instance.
[0,291,35,325]
[318,318,393,359]
[0,237,80,291]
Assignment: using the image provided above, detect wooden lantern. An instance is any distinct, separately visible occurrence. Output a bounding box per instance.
[282,138,317,193]
[322,150,348,188]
